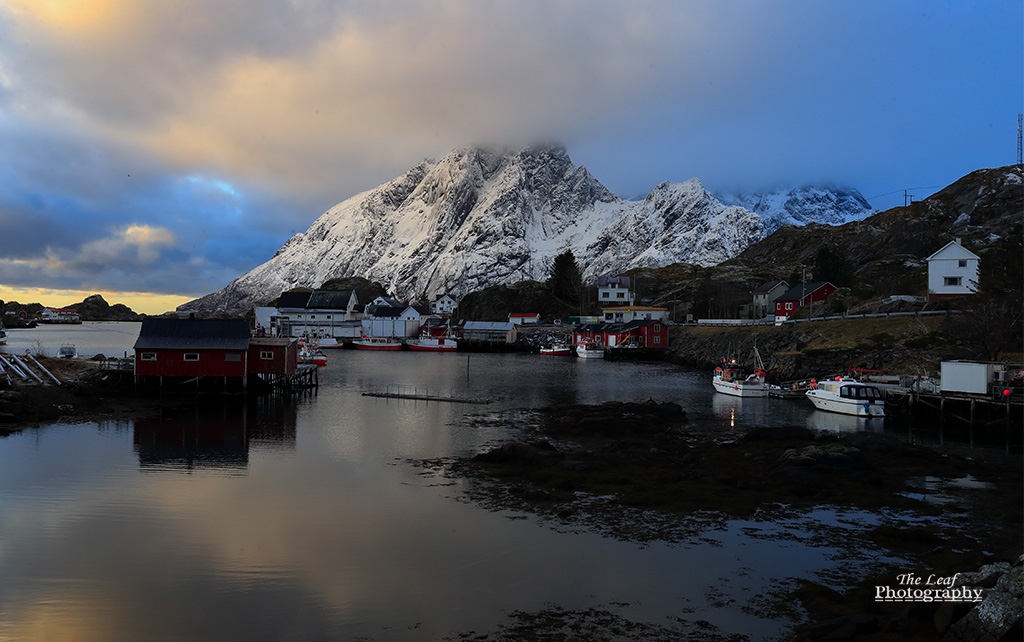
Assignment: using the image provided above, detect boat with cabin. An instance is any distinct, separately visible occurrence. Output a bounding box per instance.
[0,324,6,346]
[712,348,768,397]
[58,344,78,359]
[575,341,604,359]
[539,343,572,356]
[805,376,886,417]
[407,336,458,352]
[354,336,403,351]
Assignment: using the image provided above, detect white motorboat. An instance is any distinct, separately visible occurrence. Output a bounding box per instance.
[58,344,78,358]
[407,336,458,352]
[712,348,768,397]
[575,341,604,359]
[0,324,6,346]
[805,377,886,417]
[353,336,403,351]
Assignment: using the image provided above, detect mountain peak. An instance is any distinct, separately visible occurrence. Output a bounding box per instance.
[180,146,765,314]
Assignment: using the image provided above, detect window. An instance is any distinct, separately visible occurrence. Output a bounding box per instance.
[617,292,625,298]
[260,351,274,360]
[653,324,661,331]
[183,353,199,361]
[653,335,661,345]
[944,276,962,287]
[785,302,794,311]
[225,353,241,362]
[958,260,967,267]
[141,352,157,361]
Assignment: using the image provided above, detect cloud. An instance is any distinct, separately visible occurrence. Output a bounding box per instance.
[0,0,1020,300]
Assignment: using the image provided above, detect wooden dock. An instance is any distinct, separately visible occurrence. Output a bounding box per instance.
[362,390,491,404]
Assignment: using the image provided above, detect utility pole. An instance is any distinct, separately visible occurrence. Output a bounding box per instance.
[1018,113,1022,165]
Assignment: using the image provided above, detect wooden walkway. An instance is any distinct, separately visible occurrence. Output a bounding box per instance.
[362,390,491,404]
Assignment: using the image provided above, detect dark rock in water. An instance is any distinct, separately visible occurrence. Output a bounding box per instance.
[473,442,559,464]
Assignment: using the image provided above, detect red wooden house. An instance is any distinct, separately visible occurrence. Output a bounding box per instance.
[573,322,622,347]
[773,281,837,320]
[619,319,668,348]
[248,337,298,376]
[134,318,252,387]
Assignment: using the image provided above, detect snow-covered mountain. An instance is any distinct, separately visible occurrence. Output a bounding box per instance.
[718,186,874,236]
[181,145,763,314]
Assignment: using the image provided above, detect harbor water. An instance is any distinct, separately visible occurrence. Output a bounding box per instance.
[0,323,1014,640]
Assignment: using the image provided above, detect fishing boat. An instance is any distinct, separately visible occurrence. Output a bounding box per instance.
[58,344,78,359]
[353,336,403,350]
[805,376,886,417]
[539,343,572,356]
[407,336,458,352]
[575,341,604,359]
[712,348,768,397]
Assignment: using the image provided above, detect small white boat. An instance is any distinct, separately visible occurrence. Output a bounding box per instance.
[407,336,458,352]
[805,377,886,417]
[575,341,604,359]
[353,336,403,351]
[539,343,572,356]
[58,344,78,358]
[0,325,6,346]
[712,348,768,397]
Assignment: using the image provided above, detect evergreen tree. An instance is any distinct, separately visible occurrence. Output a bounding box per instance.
[547,250,584,305]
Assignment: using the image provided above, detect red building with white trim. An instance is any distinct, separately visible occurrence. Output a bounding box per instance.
[773,281,837,320]
[134,318,252,386]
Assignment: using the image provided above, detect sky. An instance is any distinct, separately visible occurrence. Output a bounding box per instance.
[0,1,1020,315]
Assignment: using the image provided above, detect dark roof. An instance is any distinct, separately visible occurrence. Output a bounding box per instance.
[134,318,251,351]
[278,291,312,309]
[621,319,663,330]
[412,305,430,316]
[574,322,623,333]
[597,275,630,288]
[307,289,355,310]
[249,337,294,347]
[365,305,406,318]
[775,282,834,303]
[752,280,788,295]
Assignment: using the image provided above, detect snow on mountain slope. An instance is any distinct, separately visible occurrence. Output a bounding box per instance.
[181,146,764,314]
[718,185,874,236]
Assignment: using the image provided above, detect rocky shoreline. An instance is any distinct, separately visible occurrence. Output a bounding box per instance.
[417,400,1022,641]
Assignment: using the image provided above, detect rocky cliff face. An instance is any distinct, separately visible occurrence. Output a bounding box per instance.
[718,185,874,236]
[181,145,765,314]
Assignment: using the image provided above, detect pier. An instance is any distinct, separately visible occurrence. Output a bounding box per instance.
[362,389,491,404]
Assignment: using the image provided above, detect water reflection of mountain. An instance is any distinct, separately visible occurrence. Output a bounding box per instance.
[133,398,297,472]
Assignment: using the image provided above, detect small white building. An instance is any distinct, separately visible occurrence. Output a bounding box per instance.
[927,238,980,299]
[751,280,789,318]
[431,294,459,316]
[602,306,669,323]
[508,313,541,325]
[597,275,635,306]
[361,305,425,338]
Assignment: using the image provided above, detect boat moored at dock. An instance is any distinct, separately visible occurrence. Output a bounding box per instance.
[407,336,458,352]
[354,337,403,350]
[805,377,886,417]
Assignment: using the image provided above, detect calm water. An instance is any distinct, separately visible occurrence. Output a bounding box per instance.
[0,329,1010,640]
[1,321,142,359]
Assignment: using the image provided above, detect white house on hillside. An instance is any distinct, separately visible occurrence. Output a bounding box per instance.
[431,294,458,316]
[927,238,980,299]
[597,275,635,306]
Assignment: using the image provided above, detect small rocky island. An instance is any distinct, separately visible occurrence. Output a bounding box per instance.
[420,401,1022,641]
